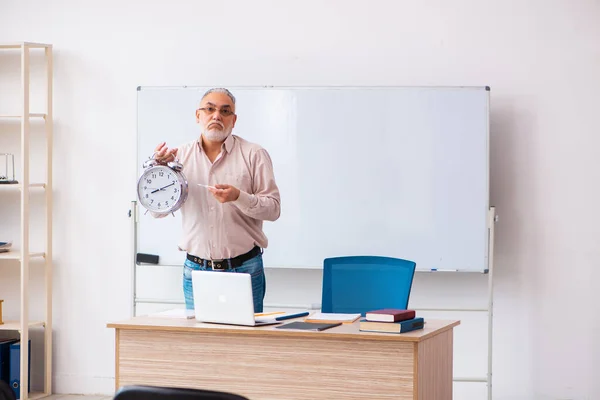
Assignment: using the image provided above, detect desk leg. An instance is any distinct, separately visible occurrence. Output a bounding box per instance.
[415,329,453,400]
[114,329,120,392]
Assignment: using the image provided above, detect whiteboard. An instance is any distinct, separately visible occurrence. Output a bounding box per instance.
[136,86,490,272]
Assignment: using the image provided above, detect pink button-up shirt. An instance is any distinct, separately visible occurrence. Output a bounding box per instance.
[156,134,281,260]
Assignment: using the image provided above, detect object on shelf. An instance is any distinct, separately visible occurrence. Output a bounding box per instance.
[0,299,3,324]
[0,338,18,382]
[0,153,18,184]
[0,241,12,253]
[9,340,31,399]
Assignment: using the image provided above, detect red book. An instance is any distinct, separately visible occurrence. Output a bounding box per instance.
[365,309,416,322]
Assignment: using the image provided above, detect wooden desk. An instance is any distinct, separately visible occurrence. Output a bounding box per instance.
[107,316,460,400]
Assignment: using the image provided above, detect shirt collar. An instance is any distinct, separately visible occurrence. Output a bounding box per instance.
[223,134,234,153]
[196,134,235,154]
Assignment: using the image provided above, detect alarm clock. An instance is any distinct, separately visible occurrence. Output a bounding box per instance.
[137,157,189,215]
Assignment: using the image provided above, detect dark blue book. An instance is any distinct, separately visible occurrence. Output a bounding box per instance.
[9,340,30,399]
[359,317,425,333]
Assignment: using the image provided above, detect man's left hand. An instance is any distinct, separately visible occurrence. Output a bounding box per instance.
[209,184,240,203]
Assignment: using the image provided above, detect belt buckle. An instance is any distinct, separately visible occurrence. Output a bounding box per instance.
[209,259,225,270]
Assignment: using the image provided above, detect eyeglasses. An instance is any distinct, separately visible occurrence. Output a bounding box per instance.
[198,106,235,117]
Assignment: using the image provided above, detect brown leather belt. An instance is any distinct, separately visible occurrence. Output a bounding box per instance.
[186,246,261,270]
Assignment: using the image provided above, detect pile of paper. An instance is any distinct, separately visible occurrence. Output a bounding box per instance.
[0,241,12,253]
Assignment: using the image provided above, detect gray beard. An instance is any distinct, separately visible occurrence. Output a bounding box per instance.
[203,127,231,142]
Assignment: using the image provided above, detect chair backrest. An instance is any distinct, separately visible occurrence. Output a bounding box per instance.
[114,385,250,400]
[321,256,416,316]
[0,379,16,400]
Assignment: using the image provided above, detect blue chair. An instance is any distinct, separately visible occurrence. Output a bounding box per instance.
[321,256,416,316]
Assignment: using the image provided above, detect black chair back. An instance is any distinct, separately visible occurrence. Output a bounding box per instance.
[0,380,16,400]
[114,385,250,400]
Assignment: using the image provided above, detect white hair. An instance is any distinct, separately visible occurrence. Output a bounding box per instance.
[201,88,236,105]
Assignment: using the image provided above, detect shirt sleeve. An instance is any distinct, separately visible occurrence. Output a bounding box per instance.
[232,148,281,221]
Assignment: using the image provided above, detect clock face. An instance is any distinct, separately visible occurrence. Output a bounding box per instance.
[137,165,185,213]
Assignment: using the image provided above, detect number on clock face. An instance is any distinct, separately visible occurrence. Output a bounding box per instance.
[138,166,182,212]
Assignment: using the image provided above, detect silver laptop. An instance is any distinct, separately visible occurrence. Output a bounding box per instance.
[191,270,281,326]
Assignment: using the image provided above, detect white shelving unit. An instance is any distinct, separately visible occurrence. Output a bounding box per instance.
[0,42,53,400]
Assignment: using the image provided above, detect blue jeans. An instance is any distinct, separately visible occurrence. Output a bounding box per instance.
[183,252,266,313]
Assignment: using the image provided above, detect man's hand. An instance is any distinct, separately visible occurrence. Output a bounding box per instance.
[209,184,240,203]
[154,142,178,164]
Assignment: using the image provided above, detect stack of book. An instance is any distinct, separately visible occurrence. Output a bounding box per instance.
[0,241,11,253]
[359,309,424,334]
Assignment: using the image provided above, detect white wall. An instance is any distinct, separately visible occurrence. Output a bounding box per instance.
[1,0,599,399]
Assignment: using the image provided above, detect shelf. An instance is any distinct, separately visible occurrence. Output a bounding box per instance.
[0,183,46,190]
[0,42,51,49]
[0,251,45,260]
[0,114,47,119]
[0,320,46,331]
[0,40,53,399]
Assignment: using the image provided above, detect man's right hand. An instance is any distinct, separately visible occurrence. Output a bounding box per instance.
[154,142,178,164]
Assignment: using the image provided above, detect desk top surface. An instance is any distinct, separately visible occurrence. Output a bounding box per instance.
[107,315,460,343]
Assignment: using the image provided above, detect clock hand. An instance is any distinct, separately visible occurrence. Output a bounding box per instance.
[151,182,175,194]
